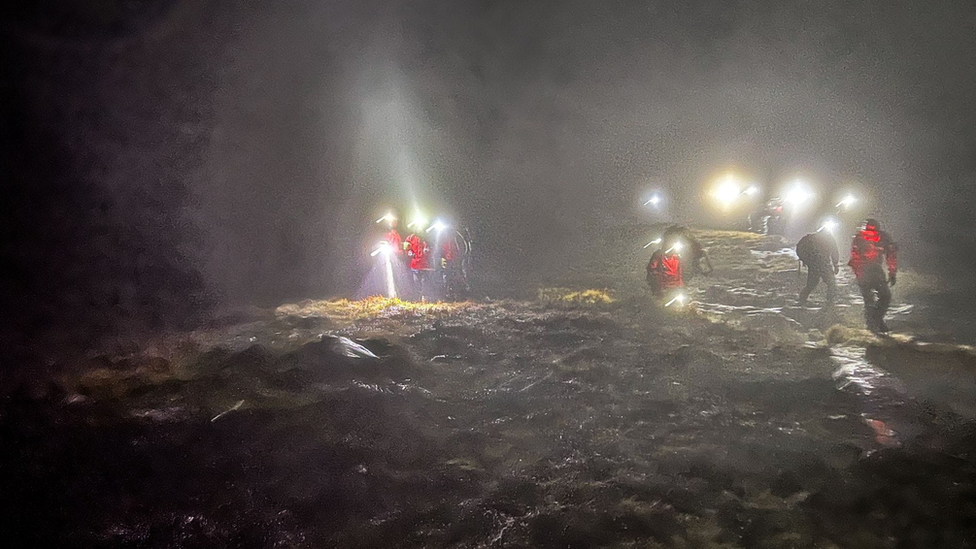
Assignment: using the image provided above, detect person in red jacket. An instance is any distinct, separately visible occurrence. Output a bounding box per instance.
[646,245,684,298]
[848,218,898,333]
[403,230,432,300]
[376,212,403,257]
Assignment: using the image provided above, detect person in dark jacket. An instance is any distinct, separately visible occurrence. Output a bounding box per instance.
[848,218,898,333]
[795,229,840,307]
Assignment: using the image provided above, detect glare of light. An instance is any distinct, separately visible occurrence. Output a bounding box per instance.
[665,241,684,254]
[370,241,397,298]
[375,212,396,224]
[426,219,448,234]
[642,237,662,249]
[784,181,814,207]
[407,213,427,229]
[370,240,393,257]
[836,194,857,209]
[643,193,663,207]
[713,176,742,205]
[665,293,687,307]
[819,218,839,233]
[743,185,760,196]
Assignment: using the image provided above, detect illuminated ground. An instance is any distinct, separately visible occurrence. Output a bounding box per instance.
[4,227,976,548]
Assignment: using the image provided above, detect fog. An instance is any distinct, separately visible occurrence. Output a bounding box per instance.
[4,0,976,344]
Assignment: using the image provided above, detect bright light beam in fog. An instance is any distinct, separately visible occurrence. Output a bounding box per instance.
[836,194,857,209]
[713,176,742,206]
[427,219,448,234]
[643,192,663,207]
[819,217,839,232]
[376,212,397,224]
[784,181,815,208]
[370,241,398,299]
[665,293,687,307]
[665,241,684,254]
[643,237,662,249]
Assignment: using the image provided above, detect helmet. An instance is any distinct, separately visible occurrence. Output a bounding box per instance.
[862,218,880,231]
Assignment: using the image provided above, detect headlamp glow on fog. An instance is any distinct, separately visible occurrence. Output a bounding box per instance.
[665,293,687,307]
[743,185,760,196]
[665,241,684,254]
[713,177,742,205]
[407,215,428,230]
[783,181,814,207]
[375,212,396,224]
[427,220,449,234]
[836,194,857,209]
[643,237,663,249]
[819,218,839,233]
[370,240,394,257]
[643,193,663,207]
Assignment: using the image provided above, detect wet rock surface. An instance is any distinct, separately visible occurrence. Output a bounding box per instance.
[4,228,976,548]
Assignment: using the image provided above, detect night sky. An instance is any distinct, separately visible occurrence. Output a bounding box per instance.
[4,0,976,345]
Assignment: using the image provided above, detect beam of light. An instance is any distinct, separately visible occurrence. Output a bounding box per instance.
[836,194,857,209]
[370,241,398,298]
[643,192,663,206]
[819,218,839,233]
[642,237,662,249]
[427,219,448,234]
[383,254,397,299]
[712,176,742,206]
[665,293,687,307]
[665,241,684,254]
[743,185,760,196]
[370,240,393,257]
[407,212,428,230]
[783,181,814,207]
[375,212,396,224]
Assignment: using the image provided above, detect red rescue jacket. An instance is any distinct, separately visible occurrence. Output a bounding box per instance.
[849,228,897,279]
[404,234,431,270]
[647,250,684,294]
[384,229,403,255]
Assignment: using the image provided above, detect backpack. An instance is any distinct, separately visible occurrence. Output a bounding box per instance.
[795,234,815,264]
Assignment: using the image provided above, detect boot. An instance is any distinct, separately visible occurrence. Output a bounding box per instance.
[876,318,890,334]
[865,307,880,333]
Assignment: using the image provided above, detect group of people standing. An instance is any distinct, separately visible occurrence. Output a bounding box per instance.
[646,219,898,333]
[375,213,471,301]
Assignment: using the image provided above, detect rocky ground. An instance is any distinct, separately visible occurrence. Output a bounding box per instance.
[3,227,976,548]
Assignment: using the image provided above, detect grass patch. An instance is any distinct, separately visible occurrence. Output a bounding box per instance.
[537,287,616,306]
[275,296,472,323]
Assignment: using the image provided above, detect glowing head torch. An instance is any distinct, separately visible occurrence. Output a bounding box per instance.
[643,237,663,249]
[714,177,742,206]
[407,213,428,230]
[370,240,394,257]
[665,293,688,308]
[836,194,857,209]
[783,181,814,208]
[644,192,663,207]
[427,219,449,234]
[819,218,839,233]
[375,212,397,224]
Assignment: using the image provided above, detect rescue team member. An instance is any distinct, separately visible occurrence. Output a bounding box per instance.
[382,214,403,256]
[646,245,684,298]
[403,229,433,300]
[795,228,840,307]
[848,218,898,333]
[436,230,468,300]
[661,225,713,276]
